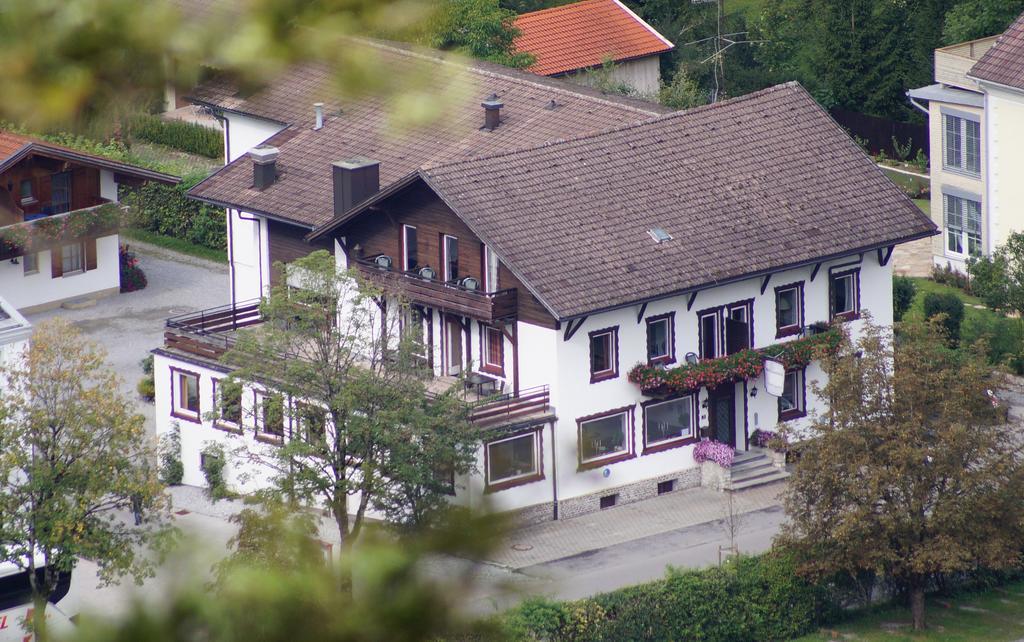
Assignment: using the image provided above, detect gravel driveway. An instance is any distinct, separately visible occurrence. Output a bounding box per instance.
[25,239,229,436]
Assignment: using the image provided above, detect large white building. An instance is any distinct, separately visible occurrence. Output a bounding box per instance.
[154,43,934,523]
[908,10,1024,270]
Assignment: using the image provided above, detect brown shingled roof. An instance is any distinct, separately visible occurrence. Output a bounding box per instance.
[412,83,936,319]
[514,0,673,77]
[969,10,1024,91]
[187,40,669,227]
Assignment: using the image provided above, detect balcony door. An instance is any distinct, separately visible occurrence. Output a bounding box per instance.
[50,171,72,214]
[446,317,463,375]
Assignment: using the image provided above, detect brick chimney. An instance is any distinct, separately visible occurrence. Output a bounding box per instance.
[332,158,380,216]
[482,94,503,131]
[250,145,279,191]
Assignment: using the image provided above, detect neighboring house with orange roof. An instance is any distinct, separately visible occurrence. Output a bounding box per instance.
[0,131,179,312]
[514,0,673,96]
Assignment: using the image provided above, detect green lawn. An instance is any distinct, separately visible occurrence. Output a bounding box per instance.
[906,277,987,317]
[121,227,227,264]
[794,581,1024,641]
[914,198,930,215]
[879,165,929,198]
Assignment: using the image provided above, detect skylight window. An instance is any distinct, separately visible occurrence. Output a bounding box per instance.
[649,227,672,243]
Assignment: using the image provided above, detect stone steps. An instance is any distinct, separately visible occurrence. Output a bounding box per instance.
[725,450,789,492]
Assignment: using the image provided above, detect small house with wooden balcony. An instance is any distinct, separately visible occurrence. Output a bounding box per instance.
[0,131,180,312]
[153,62,934,522]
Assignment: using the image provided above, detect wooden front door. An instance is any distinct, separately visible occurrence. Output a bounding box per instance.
[446,317,463,375]
[708,385,736,448]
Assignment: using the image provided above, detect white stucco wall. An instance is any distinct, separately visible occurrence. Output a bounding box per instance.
[983,84,1024,255]
[0,234,121,312]
[566,55,663,98]
[223,113,284,163]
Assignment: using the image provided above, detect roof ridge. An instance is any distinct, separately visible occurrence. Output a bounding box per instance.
[422,82,801,173]
[353,37,665,117]
[515,0,607,21]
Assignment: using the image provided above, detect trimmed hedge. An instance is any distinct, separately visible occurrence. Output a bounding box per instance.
[128,114,223,159]
[121,173,226,252]
[505,552,836,641]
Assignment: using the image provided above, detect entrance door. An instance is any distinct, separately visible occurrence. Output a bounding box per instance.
[707,385,736,448]
[446,317,463,375]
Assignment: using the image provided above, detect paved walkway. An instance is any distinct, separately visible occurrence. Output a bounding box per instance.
[893,236,933,277]
[489,482,784,568]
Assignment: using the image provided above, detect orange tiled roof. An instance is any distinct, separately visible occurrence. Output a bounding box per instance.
[0,131,34,160]
[514,0,673,77]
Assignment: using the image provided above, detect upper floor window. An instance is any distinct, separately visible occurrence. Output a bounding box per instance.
[646,313,674,364]
[775,282,803,338]
[402,225,418,271]
[943,194,982,257]
[171,368,200,422]
[698,310,720,360]
[443,234,458,282]
[481,324,504,376]
[830,269,860,321]
[61,242,84,275]
[943,113,981,175]
[589,326,618,382]
[778,368,806,421]
[725,300,752,354]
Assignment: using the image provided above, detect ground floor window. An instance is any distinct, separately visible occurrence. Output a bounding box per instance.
[486,430,540,487]
[578,408,631,466]
[214,379,242,428]
[643,395,695,449]
[944,193,982,257]
[778,368,806,421]
[171,368,200,421]
[61,242,84,274]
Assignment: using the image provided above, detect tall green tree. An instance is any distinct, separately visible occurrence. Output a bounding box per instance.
[427,0,535,68]
[221,251,479,586]
[944,0,1024,44]
[778,318,1024,631]
[969,231,1024,352]
[0,319,174,640]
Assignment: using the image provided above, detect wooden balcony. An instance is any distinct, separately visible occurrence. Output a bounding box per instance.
[0,201,120,261]
[354,258,517,322]
[470,385,553,428]
[164,300,263,360]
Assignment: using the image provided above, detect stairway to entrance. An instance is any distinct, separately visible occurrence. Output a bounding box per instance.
[726,450,790,491]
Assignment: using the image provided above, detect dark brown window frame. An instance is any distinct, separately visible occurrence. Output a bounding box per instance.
[169,366,201,424]
[774,281,805,338]
[696,306,723,360]
[829,267,861,322]
[588,326,619,383]
[725,298,755,352]
[483,426,545,493]
[645,312,675,365]
[294,400,327,446]
[479,324,505,377]
[641,394,698,455]
[778,366,807,422]
[254,390,286,445]
[211,378,243,434]
[577,405,635,471]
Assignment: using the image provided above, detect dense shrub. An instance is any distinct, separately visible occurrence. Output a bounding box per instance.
[893,275,916,322]
[137,355,155,402]
[119,244,147,292]
[159,424,184,486]
[931,263,971,293]
[505,552,834,641]
[961,313,1021,368]
[201,441,231,501]
[923,292,965,345]
[128,114,223,159]
[121,173,226,251]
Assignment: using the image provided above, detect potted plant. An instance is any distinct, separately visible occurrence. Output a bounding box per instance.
[752,428,788,467]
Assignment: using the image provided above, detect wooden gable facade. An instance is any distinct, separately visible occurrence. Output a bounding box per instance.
[0,153,106,227]
[339,181,557,328]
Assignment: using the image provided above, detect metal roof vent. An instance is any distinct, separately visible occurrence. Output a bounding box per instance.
[313,102,324,130]
[648,227,672,243]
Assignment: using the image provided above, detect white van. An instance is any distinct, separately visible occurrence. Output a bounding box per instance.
[0,558,74,641]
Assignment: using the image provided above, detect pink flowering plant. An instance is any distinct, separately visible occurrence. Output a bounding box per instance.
[693,440,735,468]
[752,429,789,452]
[0,202,121,260]
[628,328,841,395]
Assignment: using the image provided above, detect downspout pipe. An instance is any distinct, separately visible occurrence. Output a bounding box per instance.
[906,91,929,116]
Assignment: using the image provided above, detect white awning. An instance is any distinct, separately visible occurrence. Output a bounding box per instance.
[906,84,983,108]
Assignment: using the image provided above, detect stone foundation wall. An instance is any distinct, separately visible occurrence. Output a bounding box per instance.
[507,500,557,527]
[556,467,701,521]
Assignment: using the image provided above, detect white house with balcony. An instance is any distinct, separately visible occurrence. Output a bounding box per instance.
[908,10,1024,270]
[153,69,934,523]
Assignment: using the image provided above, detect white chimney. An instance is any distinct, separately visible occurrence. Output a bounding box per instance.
[314,102,324,131]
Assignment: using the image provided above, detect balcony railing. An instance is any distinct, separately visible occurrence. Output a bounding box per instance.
[164,299,263,359]
[470,385,552,427]
[354,257,517,322]
[0,201,120,261]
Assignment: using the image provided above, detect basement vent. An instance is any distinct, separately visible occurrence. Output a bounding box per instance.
[599,494,618,510]
[657,480,675,495]
[649,227,673,243]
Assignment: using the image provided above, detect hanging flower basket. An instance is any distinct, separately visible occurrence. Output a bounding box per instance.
[628,328,841,395]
